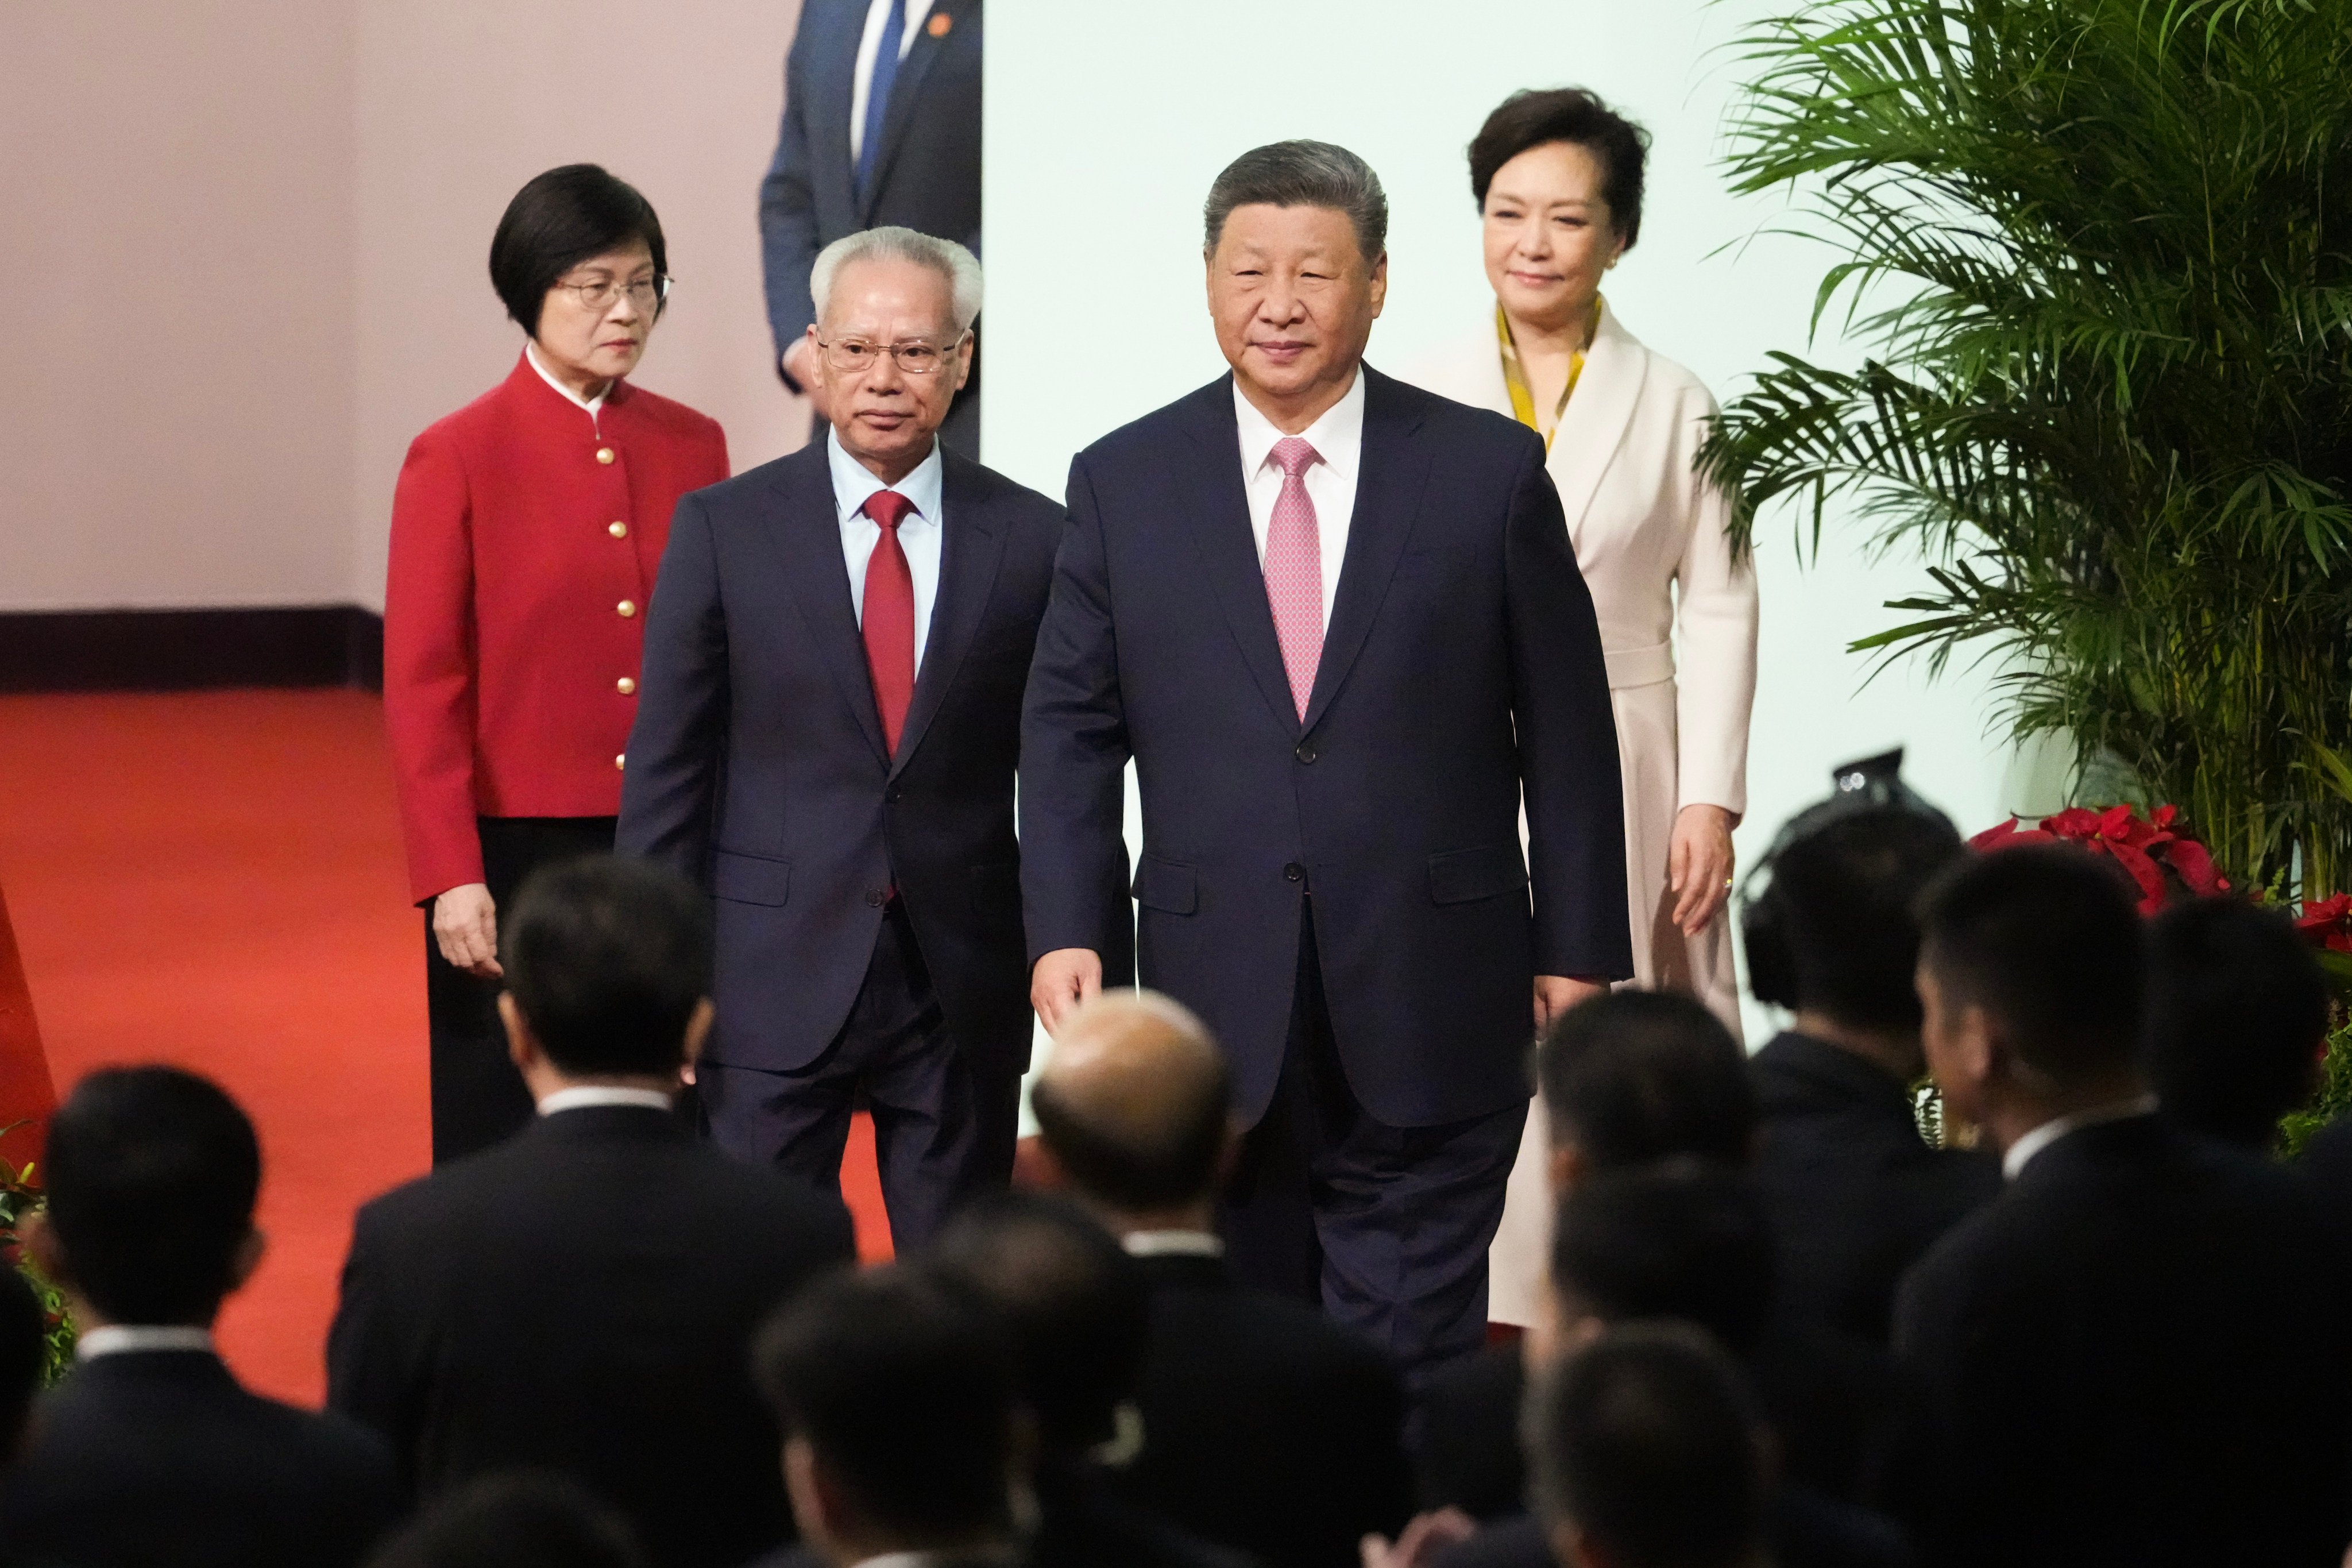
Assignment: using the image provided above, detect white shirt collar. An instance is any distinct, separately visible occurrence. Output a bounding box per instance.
[1233,369,1365,489]
[827,428,945,531]
[2002,1092,2160,1180]
[77,1325,216,1362]
[525,340,608,418]
[536,1086,676,1117]
[1121,1229,1225,1259]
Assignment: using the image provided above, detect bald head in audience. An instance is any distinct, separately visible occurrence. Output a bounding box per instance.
[1029,992,1237,1235]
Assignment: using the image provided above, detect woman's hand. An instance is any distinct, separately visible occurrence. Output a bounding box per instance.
[1667,804,1738,937]
[432,883,503,979]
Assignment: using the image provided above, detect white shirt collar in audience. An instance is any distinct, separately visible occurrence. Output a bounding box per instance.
[77,1325,216,1362]
[2001,1092,2160,1180]
[536,1087,675,1117]
[1122,1230,1225,1259]
[525,340,607,422]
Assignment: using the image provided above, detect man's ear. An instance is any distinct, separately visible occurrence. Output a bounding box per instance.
[782,1436,833,1544]
[1548,1137,1589,1197]
[1022,1138,1071,1193]
[1213,1114,1246,1189]
[499,992,543,1077]
[682,998,715,1071]
[1555,1523,1617,1568]
[228,1228,267,1292]
[20,1210,65,1289]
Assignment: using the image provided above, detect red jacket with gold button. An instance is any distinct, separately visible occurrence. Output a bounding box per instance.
[384,352,729,904]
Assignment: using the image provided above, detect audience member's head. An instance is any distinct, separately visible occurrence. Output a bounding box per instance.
[1533,1161,1775,1373]
[499,855,715,1095]
[1917,845,2147,1146]
[0,1266,46,1461]
[1525,1323,1769,1568]
[755,1265,1022,1567]
[364,1472,646,1568]
[1743,806,1966,1077]
[1537,990,1755,1192]
[29,1067,261,1329]
[2145,898,2330,1151]
[1030,991,1233,1230]
[926,1192,1150,1456]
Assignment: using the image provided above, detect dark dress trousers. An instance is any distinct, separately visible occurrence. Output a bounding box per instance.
[1894,1113,2352,1568]
[1021,368,1629,1374]
[616,442,1063,1244]
[0,1349,396,1568]
[760,0,983,455]
[326,1105,856,1568]
[1113,1250,1412,1568]
[1750,1032,2000,1344]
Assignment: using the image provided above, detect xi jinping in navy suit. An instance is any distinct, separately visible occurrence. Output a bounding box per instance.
[1021,144,1631,1378]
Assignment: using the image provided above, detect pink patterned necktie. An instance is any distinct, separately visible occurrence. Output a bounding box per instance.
[1262,435,1323,721]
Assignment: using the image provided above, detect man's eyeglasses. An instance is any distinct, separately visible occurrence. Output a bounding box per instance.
[555,275,670,312]
[818,333,971,376]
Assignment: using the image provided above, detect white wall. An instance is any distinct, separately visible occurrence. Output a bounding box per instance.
[984,0,2056,1036]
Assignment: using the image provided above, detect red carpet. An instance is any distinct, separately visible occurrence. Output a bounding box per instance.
[0,690,890,1408]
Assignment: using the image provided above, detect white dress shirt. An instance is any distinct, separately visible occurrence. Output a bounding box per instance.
[77,1324,217,1362]
[1121,1229,1226,1259]
[525,340,606,426]
[1233,370,1364,631]
[830,430,945,671]
[849,0,939,164]
[2000,1093,2161,1180]
[537,1086,676,1117]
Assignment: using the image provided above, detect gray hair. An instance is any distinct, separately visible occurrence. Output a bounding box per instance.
[1202,140,1389,263]
[810,226,983,333]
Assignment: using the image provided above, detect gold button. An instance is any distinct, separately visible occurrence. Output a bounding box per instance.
[596,447,615,465]
[608,520,628,538]
[614,753,626,770]
[617,599,636,617]
[616,677,636,696]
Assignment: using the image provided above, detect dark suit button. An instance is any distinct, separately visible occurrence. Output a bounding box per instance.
[1283,862,1306,883]
[885,786,903,804]
[865,889,887,907]
[1295,740,1318,764]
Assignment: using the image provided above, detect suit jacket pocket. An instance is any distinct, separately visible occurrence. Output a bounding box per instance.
[712,850,791,907]
[1131,856,1198,915]
[1427,845,1528,906]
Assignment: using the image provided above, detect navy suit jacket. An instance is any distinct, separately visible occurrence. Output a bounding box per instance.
[617,441,1063,1073]
[759,0,983,365]
[1020,368,1631,1127]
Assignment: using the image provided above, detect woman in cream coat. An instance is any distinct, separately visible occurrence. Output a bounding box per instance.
[1412,88,1759,1326]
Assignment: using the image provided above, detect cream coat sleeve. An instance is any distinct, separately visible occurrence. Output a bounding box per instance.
[1664,379,1759,818]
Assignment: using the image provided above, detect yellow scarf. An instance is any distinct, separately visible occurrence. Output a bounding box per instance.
[1498,299,1600,453]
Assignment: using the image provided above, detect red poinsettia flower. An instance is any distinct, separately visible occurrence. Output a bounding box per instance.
[2296,893,2352,953]
[1971,802,2225,914]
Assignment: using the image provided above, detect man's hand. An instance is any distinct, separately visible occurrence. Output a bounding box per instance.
[1361,1509,1479,1568]
[1031,948,1103,1035]
[782,337,829,421]
[1534,974,1606,1030]
[1668,802,1738,936]
[432,883,502,979]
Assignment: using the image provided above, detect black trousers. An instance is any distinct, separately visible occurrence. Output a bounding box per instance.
[424,816,616,1165]
[696,901,1019,1250]
[1221,902,1527,1386]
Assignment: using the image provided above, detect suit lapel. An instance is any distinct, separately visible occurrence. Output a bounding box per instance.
[1173,380,1301,735]
[1301,366,1430,735]
[1547,300,1646,550]
[764,447,890,767]
[859,0,965,224]
[890,455,1003,779]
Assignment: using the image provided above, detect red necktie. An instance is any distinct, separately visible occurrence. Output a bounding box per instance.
[861,490,917,755]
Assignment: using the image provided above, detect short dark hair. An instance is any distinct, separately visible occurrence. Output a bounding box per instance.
[1537,991,1755,1168]
[1524,1324,1767,1568]
[2147,899,2329,1149]
[504,856,712,1077]
[1748,807,1967,1029]
[1203,140,1388,263]
[44,1067,260,1324]
[0,1266,46,1455]
[1029,1054,1231,1211]
[1551,1161,1775,1355]
[1918,845,2146,1082]
[364,1472,646,1568]
[1469,88,1652,248]
[926,1192,1149,1451]
[489,164,668,337]
[755,1265,1018,1540]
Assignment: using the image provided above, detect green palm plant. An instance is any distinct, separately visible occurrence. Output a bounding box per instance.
[1701,0,2352,891]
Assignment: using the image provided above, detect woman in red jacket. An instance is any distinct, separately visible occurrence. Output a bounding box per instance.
[385,164,729,1163]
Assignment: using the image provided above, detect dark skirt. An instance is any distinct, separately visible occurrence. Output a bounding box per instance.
[423,816,617,1164]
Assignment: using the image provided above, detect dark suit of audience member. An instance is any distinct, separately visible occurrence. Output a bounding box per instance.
[1029,992,1411,1568]
[620,233,1057,1246]
[762,0,983,455]
[328,859,856,1568]
[1899,847,2352,1568]
[1,1068,396,1568]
